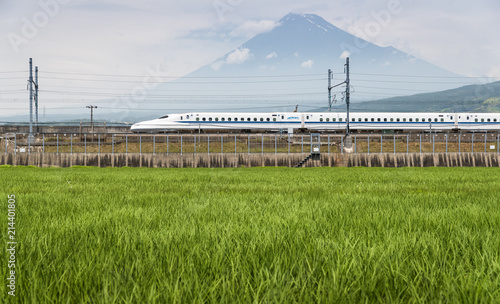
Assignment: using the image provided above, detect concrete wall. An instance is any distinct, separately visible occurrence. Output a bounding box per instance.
[1,152,499,168]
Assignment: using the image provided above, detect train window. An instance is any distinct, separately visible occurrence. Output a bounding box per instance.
[409,118,413,122]
[384,118,387,122]
[390,118,394,122]
[332,118,336,122]
[377,118,380,122]
[320,118,323,122]
[467,116,470,120]
[196,118,200,121]
[351,118,355,122]
[306,116,310,120]
[260,118,264,122]
[339,118,343,122]
[481,118,485,122]
[416,118,419,122]
[364,118,368,122]
[228,118,231,121]
[434,118,438,122]
[358,118,362,122]
[160,115,169,119]
[428,119,431,122]
[450,116,453,120]
[221,118,225,121]
[282,116,284,119]
[403,118,407,122]
[326,118,330,122]
[234,118,238,121]
[215,118,219,121]
[253,118,257,121]
[441,118,444,122]
[209,118,213,121]
[273,118,276,122]
[371,118,375,122]
[475,118,478,122]
[396,118,400,122]
[266,118,270,122]
[487,119,491,122]
[180,116,183,120]
[247,118,250,121]
[202,118,206,121]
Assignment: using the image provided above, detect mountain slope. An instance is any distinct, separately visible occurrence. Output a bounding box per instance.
[339,81,500,112]
[140,13,473,117]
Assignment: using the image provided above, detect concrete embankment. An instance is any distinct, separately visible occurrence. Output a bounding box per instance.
[1,153,499,168]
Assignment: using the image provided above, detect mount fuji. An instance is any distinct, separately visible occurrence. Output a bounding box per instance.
[128,13,473,119]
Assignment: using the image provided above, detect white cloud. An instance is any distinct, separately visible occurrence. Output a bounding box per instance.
[226,47,252,65]
[301,60,314,69]
[230,20,280,38]
[340,51,350,59]
[211,60,224,71]
[212,47,252,70]
[266,52,277,59]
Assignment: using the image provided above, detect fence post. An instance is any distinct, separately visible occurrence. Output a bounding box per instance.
[153,134,156,156]
[301,134,304,154]
[328,134,330,155]
[181,134,183,155]
[235,134,237,155]
[71,134,73,155]
[125,134,128,155]
[341,135,343,155]
[445,134,448,153]
[393,134,396,155]
[459,133,461,154]
[248,134,250,154]
[261,134,264,156]
[112,134,114,155]
[42,133,45,154]
[194,134,197,154]
[98,133,100,154]
[207,134,210,155]
[485,132,487,154]
[5,133,7,155]
[472,133,474,153]
[167,134,169,155]
[404,134,408,154]
[432,133,435,154]
[275,134,277,155]
[381,134,383,154]
[288,133,290,155]
[57,134,59,154]
[354,135,357,154]
[498,132,499,154]
[14,134,16,155]
[367,134,370,154]
[419,133,422,154]
[221,134,223,154]
[85,134,87,154]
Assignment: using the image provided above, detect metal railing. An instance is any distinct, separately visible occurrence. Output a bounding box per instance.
[2,132,500,155]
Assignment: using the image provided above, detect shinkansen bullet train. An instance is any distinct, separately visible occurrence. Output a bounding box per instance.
[130,112,500,133]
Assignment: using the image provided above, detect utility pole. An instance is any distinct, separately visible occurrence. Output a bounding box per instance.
[28,58,34,143]
[345,57,350,135]
[86,105,97,137]
[327,57,352,151]
[35,66,39,132]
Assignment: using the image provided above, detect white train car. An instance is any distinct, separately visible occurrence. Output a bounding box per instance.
[131,112,500,133]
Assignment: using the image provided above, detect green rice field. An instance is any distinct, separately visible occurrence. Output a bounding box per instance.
[1,166,500,303]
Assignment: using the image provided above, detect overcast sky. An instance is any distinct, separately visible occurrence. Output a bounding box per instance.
[1,0,499,116]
